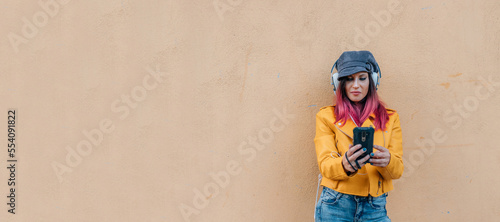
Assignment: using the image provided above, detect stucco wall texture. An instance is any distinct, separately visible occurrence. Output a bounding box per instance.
[1,0,499,221]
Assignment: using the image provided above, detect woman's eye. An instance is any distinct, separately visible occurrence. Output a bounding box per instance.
[360,77,367,81]
[346,78,353,81]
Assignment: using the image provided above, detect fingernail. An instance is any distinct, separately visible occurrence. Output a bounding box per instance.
[370,153,374,156]
[363,148,366,151]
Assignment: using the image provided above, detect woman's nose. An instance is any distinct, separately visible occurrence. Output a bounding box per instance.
[353,79,359,88]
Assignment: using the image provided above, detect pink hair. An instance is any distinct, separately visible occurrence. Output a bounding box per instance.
[333,74,392,131]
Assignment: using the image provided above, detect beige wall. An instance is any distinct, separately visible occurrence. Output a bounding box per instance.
[1,0,499,221]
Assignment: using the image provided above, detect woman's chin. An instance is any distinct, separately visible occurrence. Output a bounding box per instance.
[348,96,362,102]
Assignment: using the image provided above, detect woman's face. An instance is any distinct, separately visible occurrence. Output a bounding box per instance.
[344,71,370,103]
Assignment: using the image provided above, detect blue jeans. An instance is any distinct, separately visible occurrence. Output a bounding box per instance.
[315,187,391,222]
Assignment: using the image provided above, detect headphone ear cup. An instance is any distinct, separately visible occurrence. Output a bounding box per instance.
[371,72,380,90]
[332,72,340,92]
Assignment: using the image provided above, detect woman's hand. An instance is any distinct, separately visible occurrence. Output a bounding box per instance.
[342,144,370,173]
[369,145,391,167]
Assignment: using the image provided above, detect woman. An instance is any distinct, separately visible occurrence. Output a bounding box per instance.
[314,51,403,221]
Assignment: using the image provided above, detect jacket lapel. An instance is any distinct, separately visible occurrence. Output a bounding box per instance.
[334,119,357,140]
[335,112,385,147]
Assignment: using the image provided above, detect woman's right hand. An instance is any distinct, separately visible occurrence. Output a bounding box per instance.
[342,144,371,173]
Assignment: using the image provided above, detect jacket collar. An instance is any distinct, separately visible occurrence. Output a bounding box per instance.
[332,106,386,147]
[334,115,376,140]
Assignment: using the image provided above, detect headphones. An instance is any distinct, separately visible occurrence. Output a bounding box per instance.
[330,60,381,93]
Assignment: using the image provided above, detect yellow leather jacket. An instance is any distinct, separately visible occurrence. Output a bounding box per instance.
[314,106,404,197]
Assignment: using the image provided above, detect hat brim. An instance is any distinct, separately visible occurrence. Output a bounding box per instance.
[338,67,369,78]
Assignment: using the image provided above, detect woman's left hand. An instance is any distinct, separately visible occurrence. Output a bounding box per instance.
[369,145,391,167]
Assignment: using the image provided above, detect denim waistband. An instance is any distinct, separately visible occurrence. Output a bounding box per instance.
[326,186,388,202]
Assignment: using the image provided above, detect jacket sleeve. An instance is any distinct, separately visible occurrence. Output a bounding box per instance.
[376,112,404,180]
[314,111,354,181]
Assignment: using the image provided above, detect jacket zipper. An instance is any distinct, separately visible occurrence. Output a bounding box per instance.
[377,180,381,195]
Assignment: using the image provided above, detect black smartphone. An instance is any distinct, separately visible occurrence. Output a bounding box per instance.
[353,127,374,162]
